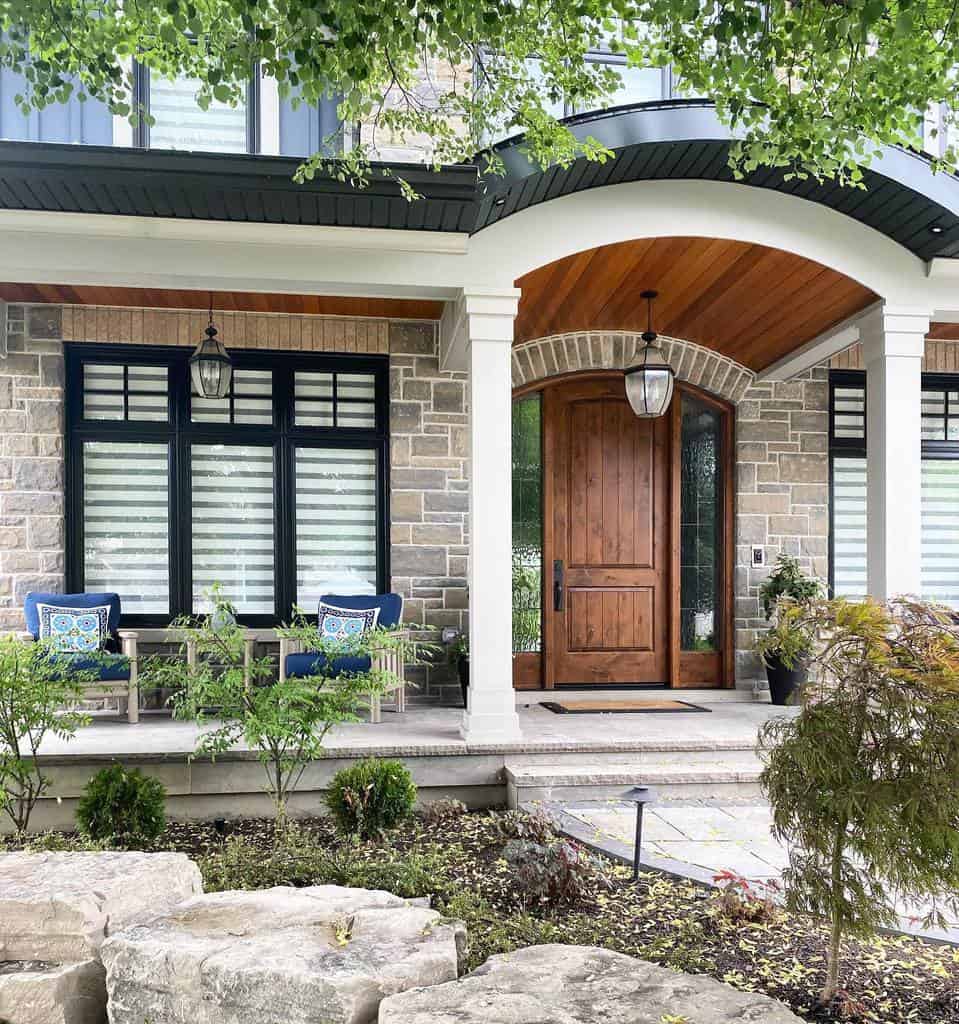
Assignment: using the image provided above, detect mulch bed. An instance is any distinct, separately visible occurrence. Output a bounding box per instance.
[9,811,959,1023]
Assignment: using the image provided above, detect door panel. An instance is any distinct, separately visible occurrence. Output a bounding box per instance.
[544,377,670,684]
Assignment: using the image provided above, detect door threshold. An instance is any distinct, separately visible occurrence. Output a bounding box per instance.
[552,682,669,691]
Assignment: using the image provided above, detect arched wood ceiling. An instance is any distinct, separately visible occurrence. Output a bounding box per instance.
[514,237,879,372]
[0,283,443,322]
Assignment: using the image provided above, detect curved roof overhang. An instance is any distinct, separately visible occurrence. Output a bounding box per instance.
[476,100,959,263]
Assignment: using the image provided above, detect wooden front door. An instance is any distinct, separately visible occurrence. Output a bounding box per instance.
[543,377,670,685]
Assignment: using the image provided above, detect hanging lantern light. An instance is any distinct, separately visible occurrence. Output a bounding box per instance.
[189,296,233,400]
[624,289,674,418]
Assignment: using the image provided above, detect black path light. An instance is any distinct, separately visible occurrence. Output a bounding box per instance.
[624,290,675,418]
[189,294,233,400]
[623,785,658,880]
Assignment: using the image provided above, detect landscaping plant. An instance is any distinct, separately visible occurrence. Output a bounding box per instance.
[0,634,96,836]
[760,597,959,1006]
[76,762,166,847]
[146,588,413,826]
[326,757,417,840]
[503,838,610,909]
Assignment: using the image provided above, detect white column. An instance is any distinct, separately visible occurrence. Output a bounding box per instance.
[861,305,929,600]
[458,289,523,743]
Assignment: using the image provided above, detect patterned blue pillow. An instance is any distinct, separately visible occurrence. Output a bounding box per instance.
[317,603,380,643]
[37,604,110,654]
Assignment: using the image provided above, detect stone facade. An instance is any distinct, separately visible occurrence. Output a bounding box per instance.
[0,307,65,627]
[388,321,468,701]
[733,368,830,686]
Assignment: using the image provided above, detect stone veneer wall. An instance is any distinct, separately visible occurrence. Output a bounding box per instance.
[0,307,465,699]
[733,368,830,687]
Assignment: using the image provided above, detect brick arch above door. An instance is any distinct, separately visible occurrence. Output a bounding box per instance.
[511,331,756,405]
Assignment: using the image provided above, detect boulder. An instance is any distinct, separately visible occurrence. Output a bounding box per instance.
[0,851,202,962]
[102,885,466,1024]
[0,960,104,1024]
[378,944,805,1024]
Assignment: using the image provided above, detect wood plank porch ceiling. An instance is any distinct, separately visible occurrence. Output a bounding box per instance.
[0,282,444,322]
[514,237,879,373]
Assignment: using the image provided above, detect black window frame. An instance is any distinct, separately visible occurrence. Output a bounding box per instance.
[827,368,959,593]
[65,343,390,628]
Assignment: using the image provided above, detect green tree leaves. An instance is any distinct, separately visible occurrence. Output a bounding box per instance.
[2,0,958,187]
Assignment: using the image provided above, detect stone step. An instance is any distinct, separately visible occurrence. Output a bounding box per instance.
[504,761,764,807]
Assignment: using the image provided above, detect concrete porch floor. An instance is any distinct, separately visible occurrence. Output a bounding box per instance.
[19,696,792,833]
[36,694,790,759]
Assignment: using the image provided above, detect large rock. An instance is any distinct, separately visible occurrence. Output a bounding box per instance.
[102,885,466,1024]
[378,944,804,1024]
[0,960,104,1024]
[0,851,202,962]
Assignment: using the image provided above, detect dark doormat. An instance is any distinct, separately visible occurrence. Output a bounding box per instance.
[540,699,711,714]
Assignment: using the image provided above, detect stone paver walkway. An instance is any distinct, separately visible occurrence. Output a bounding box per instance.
[549,798,959,945]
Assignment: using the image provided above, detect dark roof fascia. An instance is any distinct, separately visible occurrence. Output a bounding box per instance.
[0,140,479,206]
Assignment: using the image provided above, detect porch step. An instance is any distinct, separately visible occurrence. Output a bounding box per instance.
[504,760,764,808]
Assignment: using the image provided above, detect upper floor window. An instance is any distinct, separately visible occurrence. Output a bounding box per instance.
[138,67,252,153]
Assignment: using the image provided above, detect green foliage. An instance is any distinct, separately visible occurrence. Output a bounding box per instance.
[755,555,821,666]
[143,586,419,823]
[326,757,417,840]
[754,602,816,671]
[503,838,611,908]
[199,825,444,897]
[76,763,166,846]
[3,0,957,191]
[758,554,821,621]
[0,635,95,835]
[760,597,959,1004]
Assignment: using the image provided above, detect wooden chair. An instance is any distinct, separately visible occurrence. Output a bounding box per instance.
[278,594,407,723]
[21,592,139,723]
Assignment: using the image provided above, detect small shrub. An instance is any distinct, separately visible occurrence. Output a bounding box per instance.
[76,764,166,846]
[493,808,555,844]
[419,798,468,825]
[326,758,416,839]
[503,838,609,908]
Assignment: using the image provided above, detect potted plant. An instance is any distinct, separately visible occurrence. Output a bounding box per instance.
[756,555,821,705]
[451,633,469,709]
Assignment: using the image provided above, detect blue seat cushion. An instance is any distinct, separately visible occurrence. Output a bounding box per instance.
[53,653,131,682]
[285,652,372,679]
[319,593,403,629]
[24,592,122,640]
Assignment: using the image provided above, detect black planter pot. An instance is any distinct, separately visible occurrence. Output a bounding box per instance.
[764,654,808,706]
[458,655,470,709]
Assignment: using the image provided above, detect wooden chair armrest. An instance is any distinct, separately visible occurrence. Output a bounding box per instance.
[118,631,138,657]
[16,631,35,642]
[117,629,140,639]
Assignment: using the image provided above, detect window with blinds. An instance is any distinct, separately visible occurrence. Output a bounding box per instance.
[829,371,959,608]
[147,74,249,153]
[191,445,276,615]
[295,448,379,607]
[67,346,387,624]
[82,441,170,615]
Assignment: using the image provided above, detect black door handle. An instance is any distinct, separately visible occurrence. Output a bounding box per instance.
[553,560,565,612]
